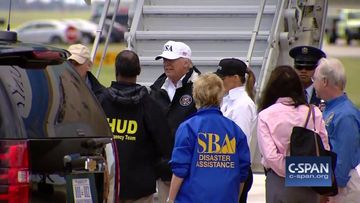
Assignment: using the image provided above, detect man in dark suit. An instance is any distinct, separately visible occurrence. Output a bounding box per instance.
[289,46,326,106]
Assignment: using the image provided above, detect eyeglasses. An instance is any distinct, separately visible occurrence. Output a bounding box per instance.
[294,65,316,71]
[311,76,325,83]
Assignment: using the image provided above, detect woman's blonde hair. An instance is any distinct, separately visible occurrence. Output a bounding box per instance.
[193,73,225,109]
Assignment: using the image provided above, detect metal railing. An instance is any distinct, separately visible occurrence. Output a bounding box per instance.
[90,0,122,79]
[246,0,267,66]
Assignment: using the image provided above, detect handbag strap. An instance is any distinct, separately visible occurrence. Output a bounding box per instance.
[310,104,317,132]
[314,129,320,156]
[309,104,320,156]
[303,104,312,128]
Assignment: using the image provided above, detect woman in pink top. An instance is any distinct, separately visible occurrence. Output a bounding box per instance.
[257,65,330,203]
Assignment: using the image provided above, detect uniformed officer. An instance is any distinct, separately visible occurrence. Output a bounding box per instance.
[289,46,326,106]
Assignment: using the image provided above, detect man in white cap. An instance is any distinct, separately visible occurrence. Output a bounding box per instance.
[149,40,200,203]
[67,44,104,96]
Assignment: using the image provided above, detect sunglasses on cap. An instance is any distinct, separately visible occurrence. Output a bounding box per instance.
[294,65,316,71]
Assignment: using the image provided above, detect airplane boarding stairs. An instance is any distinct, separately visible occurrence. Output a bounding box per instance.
[125,0,328,172]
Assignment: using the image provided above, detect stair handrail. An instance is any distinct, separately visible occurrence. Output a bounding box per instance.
[90,0,111,63]
[127,0,145,49]
[245,0,266,66]
[95,0,122,79]
[255,0,288,102]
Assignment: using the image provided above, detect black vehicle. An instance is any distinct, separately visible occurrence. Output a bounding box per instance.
[0,31,119,203]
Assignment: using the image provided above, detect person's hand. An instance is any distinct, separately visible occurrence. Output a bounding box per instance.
[166,197,174,203]
[338,186,346,194]
[319,195,329,203]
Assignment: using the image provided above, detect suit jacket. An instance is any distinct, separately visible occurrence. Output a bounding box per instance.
[310,90,321,106]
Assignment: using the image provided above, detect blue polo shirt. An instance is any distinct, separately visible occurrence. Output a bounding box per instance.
[323,94,360,187]
[170,107,250,203]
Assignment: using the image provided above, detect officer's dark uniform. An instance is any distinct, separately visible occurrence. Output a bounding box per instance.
[289,46,326,106]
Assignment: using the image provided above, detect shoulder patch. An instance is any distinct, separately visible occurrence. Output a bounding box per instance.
[325,112,335,126]
[179,94,192,106]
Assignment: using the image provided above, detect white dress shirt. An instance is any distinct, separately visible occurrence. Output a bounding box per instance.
[161,76,184,101]
[305,84,315,103]
[220,86,257,146]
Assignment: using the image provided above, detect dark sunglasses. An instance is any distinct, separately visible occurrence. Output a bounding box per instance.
[294,65,316,71]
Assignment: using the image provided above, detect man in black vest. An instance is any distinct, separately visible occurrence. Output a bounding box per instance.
[289,46,326,106]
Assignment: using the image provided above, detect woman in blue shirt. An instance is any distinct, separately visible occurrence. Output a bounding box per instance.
[167,73,251,203]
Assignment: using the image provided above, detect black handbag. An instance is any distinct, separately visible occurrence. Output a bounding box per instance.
[290,104,338,196]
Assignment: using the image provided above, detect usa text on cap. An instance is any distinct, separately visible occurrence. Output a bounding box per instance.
[155,40,191,60]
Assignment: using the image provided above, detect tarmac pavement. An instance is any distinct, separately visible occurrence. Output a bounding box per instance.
[247,174,266,203]
[322,39,360,57]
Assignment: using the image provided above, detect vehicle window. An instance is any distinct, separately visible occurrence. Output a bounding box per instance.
[348,12,360,20]
[20,24,35,31]
[339,12,346,21]
[37,23,55,29]
[0,80,25,138]
[0,63,111,138]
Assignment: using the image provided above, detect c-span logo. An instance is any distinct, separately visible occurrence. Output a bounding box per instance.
[285,156,332,187]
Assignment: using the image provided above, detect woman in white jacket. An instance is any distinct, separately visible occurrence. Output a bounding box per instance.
[215,58,257,203]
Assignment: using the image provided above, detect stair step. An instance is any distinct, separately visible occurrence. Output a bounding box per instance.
[136,56,263,84]
[143,5,276,15]
[141,17,275,31]
[145,0,278,6]
[134,31,270,40]
[140,6,276,31]
[134,39,268,58]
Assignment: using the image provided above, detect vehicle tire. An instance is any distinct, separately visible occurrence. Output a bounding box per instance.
[346,36,352,45]
[328,32,337,44]
[50,36,62,44]
[346,30,352,45]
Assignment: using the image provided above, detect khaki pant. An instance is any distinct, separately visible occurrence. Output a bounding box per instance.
[328,167,360,203]
[156,179,170,203]
[120,194,154,203]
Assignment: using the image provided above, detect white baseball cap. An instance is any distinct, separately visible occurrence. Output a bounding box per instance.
[155,40,191,60]
[67,44,91,64]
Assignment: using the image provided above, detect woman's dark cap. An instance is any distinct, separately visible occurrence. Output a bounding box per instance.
[215,58,247,77]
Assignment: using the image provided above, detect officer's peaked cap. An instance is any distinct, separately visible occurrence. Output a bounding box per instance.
[289,46,326,68]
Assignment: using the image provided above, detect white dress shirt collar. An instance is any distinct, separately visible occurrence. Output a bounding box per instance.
[305,85,314,103]
[224,86,246,101]
[161,75,185,101]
